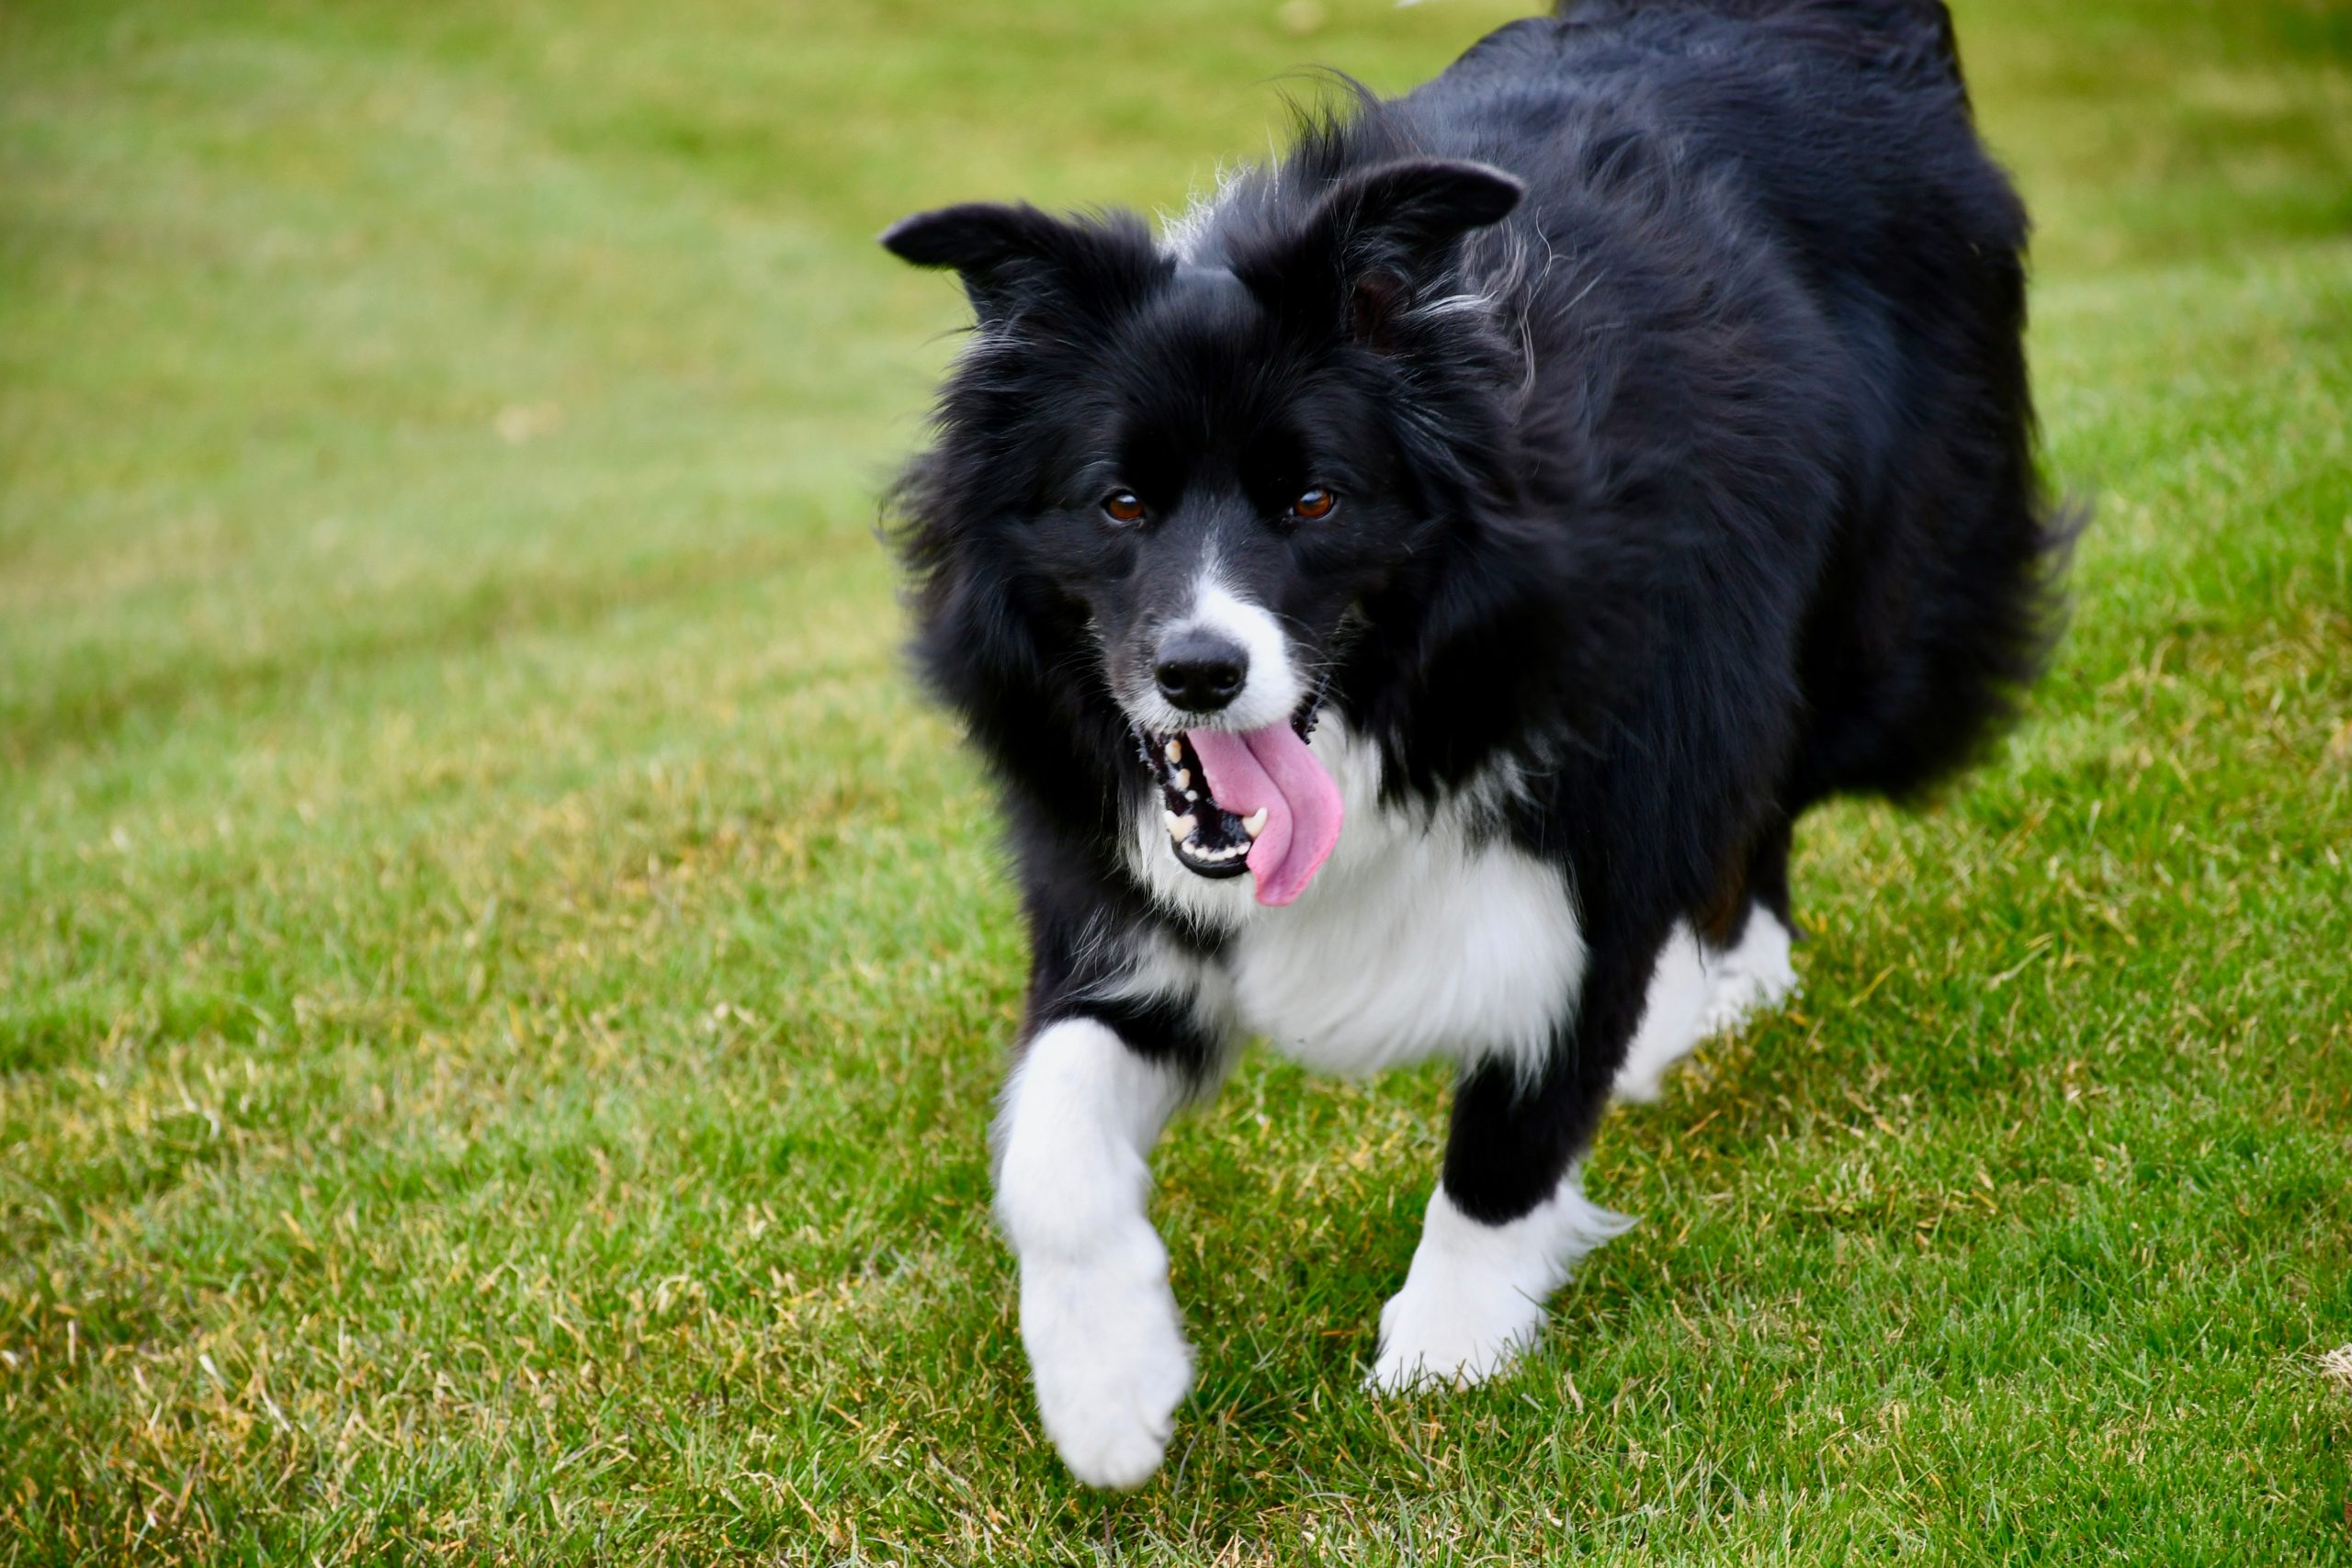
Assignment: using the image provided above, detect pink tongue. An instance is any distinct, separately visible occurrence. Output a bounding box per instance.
[1184,723,1344,907]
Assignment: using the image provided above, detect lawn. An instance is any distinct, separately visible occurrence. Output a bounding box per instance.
[2,0,2348,1561]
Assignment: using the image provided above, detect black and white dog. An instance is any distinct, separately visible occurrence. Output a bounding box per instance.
[881,0,2068,1488]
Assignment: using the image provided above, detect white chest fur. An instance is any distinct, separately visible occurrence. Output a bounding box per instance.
[1125,725,1586,1079]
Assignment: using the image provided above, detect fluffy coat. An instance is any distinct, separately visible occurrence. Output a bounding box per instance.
[882,0,2071,1488]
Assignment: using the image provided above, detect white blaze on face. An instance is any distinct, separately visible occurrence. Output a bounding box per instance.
[1186,579,1302,731]
[1131,562,1303,735]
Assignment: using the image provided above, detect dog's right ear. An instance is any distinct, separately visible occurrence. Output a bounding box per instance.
[882,202,1137,325]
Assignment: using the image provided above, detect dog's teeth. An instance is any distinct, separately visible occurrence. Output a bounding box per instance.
[1174,769,1189,791]
[1164,810,1196,842]
[1242,807,1269,839]
[1164,739,1183,764]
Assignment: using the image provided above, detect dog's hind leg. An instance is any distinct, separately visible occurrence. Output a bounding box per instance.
[1609,919,1716,1103]
[1610,822,1801,1103]
[1700,816,1801,1038]
[1699,902,1799,1039]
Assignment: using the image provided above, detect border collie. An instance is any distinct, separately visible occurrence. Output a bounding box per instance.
[881,0,2070,1488]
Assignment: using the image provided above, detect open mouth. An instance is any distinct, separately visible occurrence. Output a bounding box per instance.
[1136,699,1345,907]
[1142,729,1259,879]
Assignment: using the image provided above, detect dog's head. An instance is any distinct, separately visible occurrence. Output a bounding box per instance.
[885,158,1522,903]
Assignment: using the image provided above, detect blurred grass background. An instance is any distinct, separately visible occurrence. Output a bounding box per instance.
[2,0,2349,1561]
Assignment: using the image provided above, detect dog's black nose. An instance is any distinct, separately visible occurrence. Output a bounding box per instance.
[1154,627,1249,713]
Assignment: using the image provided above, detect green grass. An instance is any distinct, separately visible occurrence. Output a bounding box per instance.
[3,0,2348,1560]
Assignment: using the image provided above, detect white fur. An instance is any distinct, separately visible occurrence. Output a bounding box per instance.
[1159,167,1242,265]
[1702,904,1798,1036]
[1186,579,1303,733]
[1610,919,1715,1103]
[1089,924,1240,1040]
[994,1018,1195,1489]
[1122,565,1306,737]
[1125,721,1586,1083]
[1368,1171,1634,1392]
[1611,907,1801,1102]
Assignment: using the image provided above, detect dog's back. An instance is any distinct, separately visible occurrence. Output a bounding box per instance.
[1420,0,2068,815]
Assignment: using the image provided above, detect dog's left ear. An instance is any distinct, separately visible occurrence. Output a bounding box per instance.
[1243,158,1524,349]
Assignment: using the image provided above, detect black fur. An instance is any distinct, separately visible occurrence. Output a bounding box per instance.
[885,0,2070,1222]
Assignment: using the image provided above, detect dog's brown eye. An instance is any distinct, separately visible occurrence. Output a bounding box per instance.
[1290,486,1338,522]
[1102,491,1146,525]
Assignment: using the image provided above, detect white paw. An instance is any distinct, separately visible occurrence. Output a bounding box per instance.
[1019,1242,1193,1489]
[1364,1177,1633,1395]
[1368,1268,1547,1392]
[1610,1062,1670,1105]
[1701,907,1798,1036]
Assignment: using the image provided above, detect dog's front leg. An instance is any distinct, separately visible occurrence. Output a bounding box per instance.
[995,1015,1196,1488]
[1368,933,1659,1393]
